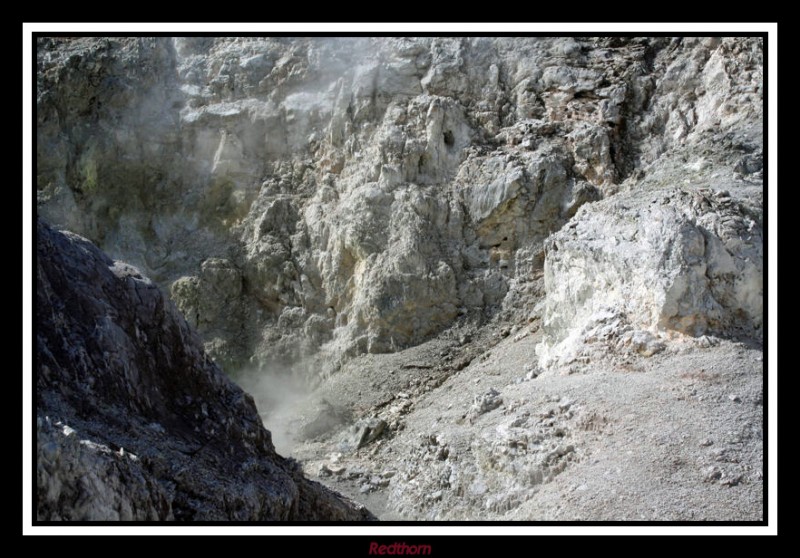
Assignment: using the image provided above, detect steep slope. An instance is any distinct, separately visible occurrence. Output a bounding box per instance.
[37,37,763,377]
[36,220,373,521]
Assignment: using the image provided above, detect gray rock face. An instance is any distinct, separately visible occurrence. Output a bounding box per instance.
[537,187,762,371]
[36,36,763,379]
[36,220,373,521]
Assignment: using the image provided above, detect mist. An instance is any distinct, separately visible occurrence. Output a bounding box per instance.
[234,365,312,456]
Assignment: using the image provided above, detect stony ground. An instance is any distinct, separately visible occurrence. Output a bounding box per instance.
[253,316,763,521]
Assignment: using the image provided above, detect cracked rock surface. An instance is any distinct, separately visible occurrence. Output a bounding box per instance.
[36,36,763,521]
[36,221,373,521]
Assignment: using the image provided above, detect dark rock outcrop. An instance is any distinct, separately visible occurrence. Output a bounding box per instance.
[36,220,374,521]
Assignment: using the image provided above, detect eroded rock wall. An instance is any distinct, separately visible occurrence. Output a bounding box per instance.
[36,36,763,376]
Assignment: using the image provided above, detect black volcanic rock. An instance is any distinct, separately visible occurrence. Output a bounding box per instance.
[36,220,374,521]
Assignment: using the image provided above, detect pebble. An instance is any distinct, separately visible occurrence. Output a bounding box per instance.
[720,474,742,487]
[703,466,722,482]
[347,468,366,480]
[728,394,741,403]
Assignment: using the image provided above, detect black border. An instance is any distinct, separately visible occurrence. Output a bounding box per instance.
[27,28,771,531]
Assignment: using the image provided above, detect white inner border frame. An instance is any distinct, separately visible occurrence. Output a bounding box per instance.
[22,22,778,536]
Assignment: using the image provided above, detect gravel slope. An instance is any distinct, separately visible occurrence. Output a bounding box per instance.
[267,321,762,521]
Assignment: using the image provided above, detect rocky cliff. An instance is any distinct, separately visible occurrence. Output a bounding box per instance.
[35,35,764,521]
[36,220,373,521]
[37,37,763,377]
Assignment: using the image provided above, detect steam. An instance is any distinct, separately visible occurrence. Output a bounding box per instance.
[169,37,427,454]
[234,366,312,456]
